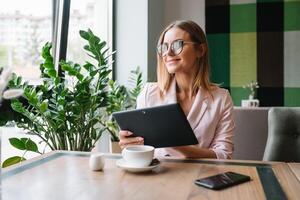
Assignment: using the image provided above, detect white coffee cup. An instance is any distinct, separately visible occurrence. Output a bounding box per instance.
[122,145,154,167]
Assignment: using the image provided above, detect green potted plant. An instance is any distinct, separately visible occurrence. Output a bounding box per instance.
[2,29,143,167]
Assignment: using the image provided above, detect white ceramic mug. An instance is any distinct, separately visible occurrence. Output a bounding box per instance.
[122,145,154,167]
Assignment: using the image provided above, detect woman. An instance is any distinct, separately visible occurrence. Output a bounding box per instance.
[119,20,235,159]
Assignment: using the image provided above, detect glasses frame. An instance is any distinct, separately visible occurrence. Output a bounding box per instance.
[157,39,197,57]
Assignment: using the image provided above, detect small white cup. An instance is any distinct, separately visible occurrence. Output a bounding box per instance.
[89,154,105,171]
[122,145,154,168]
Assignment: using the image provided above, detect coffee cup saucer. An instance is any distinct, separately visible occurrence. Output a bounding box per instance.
[116,158,160,172]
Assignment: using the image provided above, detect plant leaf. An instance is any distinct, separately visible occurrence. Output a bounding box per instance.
[47,69,57,77]
[40,100,48,113]
[9,138,26,150]
[79,30,90,40]
[21,138,39,153]
[2,156,26,168]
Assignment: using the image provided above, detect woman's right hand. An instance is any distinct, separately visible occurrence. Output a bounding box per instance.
[118,130,144,149]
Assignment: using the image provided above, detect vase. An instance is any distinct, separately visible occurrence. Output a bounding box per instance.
[241,99,260,107]
[110,141,122,153]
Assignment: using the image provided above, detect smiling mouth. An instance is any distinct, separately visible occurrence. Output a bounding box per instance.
[166,59,180,63]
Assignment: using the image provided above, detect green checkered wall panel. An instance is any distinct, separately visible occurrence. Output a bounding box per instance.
[207,34,230,88]
[230,33,256,87]
[206,0,300,106]
[230,4,256,33]
[284,1,300,30]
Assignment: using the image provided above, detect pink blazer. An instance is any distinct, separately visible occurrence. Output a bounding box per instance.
[136,79,235,159]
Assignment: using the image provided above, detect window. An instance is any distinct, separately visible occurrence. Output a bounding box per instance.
[0,0,52,85]
[67,0,113,65]
[0,0,53,161]
[0,0,113,83]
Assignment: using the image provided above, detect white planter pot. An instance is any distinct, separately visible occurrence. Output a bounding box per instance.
[110,141,122,153]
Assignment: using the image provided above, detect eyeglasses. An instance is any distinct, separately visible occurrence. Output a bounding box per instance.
[157,39,197,57]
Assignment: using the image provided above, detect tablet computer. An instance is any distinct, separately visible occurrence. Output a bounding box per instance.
[112,103,198,148]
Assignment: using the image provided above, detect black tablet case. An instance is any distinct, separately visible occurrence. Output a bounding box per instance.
[112,103,198,148]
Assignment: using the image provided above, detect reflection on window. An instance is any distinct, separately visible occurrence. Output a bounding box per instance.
[0,0,52,85]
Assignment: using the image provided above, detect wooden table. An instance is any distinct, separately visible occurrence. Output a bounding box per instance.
[288,163,300,183]
[2,151,300,200]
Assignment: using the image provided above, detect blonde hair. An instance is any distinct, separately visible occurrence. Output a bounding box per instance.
[157,20,216,97]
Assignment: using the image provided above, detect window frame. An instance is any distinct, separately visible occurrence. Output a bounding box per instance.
[52,0,71,77]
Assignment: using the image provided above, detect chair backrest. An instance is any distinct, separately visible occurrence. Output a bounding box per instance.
[233,107,269,160]
[263,107,300,162]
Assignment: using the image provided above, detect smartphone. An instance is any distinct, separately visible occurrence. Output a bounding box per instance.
[194,171,251,190]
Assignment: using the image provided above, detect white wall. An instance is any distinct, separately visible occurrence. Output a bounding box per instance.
[114,0,148,86]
